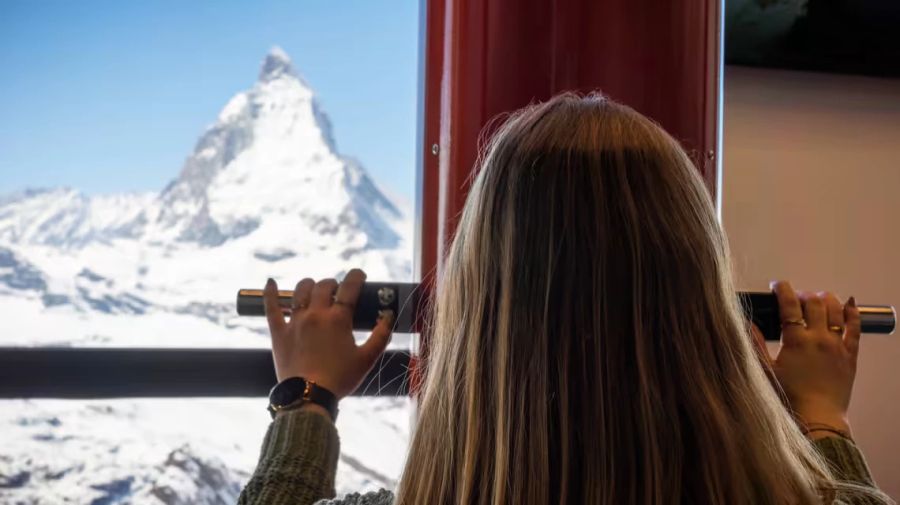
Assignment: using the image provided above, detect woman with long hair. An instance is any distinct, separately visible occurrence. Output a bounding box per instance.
[239,94,892,504]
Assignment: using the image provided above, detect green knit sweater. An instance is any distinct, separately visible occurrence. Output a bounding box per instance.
[238,410,892,505]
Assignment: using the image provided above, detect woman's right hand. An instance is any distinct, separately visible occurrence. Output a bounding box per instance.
[753,280,861,437]
[263,269,394,400]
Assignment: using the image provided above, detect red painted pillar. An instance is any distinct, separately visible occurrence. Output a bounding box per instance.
[415,0,445,290]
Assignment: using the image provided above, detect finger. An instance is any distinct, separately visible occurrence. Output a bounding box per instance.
[843,296,861,356]
[750,323,773,366]
[292,278,315,312]
[358,310,394,369]
[771,281,805,343]
[799,292,827,330]
[772,281,803,321]
[334,269,366,313]
[264,278,287,336]
[820,291,845,336]
[310,278,339,308]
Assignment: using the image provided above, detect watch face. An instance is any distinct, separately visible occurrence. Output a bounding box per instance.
[270,377,305,406]
[271,387,288,406]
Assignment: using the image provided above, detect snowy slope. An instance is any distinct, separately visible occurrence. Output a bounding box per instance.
[0,47,413,502]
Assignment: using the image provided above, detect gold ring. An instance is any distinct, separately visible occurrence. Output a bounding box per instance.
[291,303,308,311]
[781,318,806,328]
[828,325,844,333]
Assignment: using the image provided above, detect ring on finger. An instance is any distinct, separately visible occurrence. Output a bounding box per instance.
[333,299,355,310]
[291,302,308,311]
[828,325,844,334]
[781,318,807,328]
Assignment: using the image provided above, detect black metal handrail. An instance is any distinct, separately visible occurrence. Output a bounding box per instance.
[0,348,411,398]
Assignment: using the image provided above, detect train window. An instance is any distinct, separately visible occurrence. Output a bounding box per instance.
[0,1,418,500]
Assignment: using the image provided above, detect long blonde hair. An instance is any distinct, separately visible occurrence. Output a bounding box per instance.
[397,94,842,504]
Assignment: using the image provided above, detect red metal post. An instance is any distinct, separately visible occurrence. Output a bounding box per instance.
[415,0,445,289]
[410,0,447,394]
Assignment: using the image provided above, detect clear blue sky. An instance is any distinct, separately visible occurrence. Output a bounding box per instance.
[0,0,419,199]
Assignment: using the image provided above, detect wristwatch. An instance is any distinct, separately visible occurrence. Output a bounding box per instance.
[267,377,339,421]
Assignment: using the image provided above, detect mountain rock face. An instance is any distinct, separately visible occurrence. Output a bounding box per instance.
[0,47,412,503]
[154,46,402,250]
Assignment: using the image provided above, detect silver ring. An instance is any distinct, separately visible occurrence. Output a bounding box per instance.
[333,300,354,310]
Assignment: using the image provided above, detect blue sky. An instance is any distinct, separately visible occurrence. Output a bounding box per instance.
[0,0,419,199]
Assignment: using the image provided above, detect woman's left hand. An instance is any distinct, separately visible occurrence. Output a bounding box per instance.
[263,268,394,399]
[751,281,859,434]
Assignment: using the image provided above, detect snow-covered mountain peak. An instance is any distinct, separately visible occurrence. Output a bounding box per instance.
[0,187,153,248]
[153,47,400,249]
[0,46,409,261]
[259,45,297,83]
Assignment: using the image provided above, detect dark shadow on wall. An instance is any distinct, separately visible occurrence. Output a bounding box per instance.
[725,0,900,78]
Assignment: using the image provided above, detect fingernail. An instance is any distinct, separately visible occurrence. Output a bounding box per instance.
[848,296,856,307]
[769,280,777,290]
[378,310,396,331]
[378,309,395,323]
[378,310,395,342]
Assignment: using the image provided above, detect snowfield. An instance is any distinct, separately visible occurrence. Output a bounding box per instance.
[0,47,414,503]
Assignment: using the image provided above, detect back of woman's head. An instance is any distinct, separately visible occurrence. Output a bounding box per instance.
[397,94,834,505]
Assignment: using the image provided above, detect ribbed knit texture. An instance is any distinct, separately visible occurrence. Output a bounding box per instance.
[238,411,892,505]
[815,437,893,504]
[238,410,341,505]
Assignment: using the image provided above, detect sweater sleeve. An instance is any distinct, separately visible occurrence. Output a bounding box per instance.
[238,409,340,505]
[812,437,894,505]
